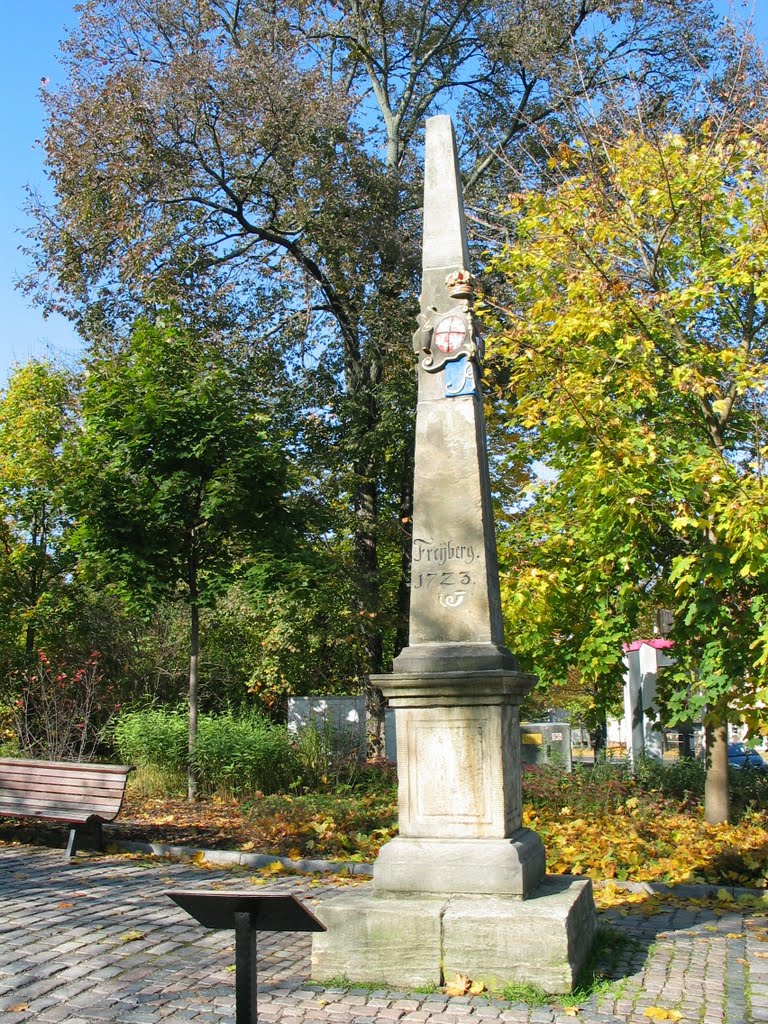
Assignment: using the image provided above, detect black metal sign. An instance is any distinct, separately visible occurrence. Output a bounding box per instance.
[167,890,326,1024]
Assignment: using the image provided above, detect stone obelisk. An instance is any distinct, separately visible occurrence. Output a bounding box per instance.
[311,115,595,994]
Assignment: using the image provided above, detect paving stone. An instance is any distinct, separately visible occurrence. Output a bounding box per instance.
[1,845,764,1024]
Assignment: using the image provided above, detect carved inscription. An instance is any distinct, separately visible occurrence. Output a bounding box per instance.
[411,537,479,608]
[413,538,475,565]
[413,570,471,590]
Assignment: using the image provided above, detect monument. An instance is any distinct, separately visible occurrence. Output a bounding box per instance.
[311,115,596,993]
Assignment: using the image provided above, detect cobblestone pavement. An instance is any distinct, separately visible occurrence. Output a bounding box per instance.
[1,843,766,1024]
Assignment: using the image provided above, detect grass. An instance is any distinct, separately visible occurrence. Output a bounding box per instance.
[313,977,394,992]
[127,763,186,799]
[499,982,551,1005]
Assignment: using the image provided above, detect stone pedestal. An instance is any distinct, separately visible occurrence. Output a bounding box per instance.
[391,687,527,838]
[310,664,596,992]
[373,670,546,897]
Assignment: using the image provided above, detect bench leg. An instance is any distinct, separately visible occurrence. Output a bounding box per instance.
[92,820,104,852]
[65,821,104,860]
[65,828,79,859]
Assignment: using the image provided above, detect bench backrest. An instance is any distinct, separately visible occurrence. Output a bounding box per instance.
[0,758,134,824]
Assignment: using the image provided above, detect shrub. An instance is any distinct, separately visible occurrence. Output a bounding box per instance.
[192,710,298,796]
[630,754,705,802]
[11,650,116,762]
[0,700,20,756]
[290,719,365,792]
[522,762,634,817]
[729,763,768,817]
[113,707,188,774]
[523,755,766,824]
[113,706,298,797]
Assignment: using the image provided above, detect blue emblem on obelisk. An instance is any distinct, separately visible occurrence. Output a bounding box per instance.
[444,355,476,397]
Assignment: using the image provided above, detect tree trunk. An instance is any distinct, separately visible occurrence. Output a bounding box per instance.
[351,385,387,751]
[591,720,606,760]
[357,472,386,756]
[704,717,730,825]
[188,599,199,804]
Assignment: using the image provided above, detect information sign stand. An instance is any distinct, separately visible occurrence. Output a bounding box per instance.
[167,890,326,1024]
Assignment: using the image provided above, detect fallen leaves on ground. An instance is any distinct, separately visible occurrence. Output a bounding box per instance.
[524,805,768,888]
[5,775,767,890]
[444,973,485,996]
[261,860,286,875]
[596,883,768,917]
[110,793,768,889]
[643,1008,683,1021]
[115,787,768,888]
[115,788,399,862]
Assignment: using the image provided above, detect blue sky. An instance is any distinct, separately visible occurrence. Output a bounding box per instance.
[0,2,79,384]
[0,1,766,388]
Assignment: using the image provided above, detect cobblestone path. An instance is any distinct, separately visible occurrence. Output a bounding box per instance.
[1,845,766,1024]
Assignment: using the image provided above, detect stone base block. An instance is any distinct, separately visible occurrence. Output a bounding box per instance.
[373,831,546,897]
[311,892,446,988]
[311,877,596,994]
[443,877,597,993]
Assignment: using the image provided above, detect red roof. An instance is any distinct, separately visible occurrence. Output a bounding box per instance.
[622,638,675,653]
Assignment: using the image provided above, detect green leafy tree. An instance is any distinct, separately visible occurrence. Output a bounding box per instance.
[23,0,721,693]
[0,359,171,751]
[485,120,768,823]
[0,361,77,667]
[74,317,290,799]
[241,552,380,708]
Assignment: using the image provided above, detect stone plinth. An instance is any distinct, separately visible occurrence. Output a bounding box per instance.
[311,878,596,994]
[442,879,598,993]
[393,703,522,838]
[373,833,546,897]
[378,667,536,843]
[312,893,447,990]
[376,670,537,840]
[309,660,595,991]
[372,669,547,899]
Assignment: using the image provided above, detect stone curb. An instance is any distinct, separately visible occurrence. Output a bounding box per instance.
[109,835,374,876]
[106,834,768,900]
[591,878,768,899]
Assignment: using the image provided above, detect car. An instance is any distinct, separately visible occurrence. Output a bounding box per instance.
[727,742,768,771]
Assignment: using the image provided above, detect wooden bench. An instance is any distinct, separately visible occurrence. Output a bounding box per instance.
[0,757,134,858]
